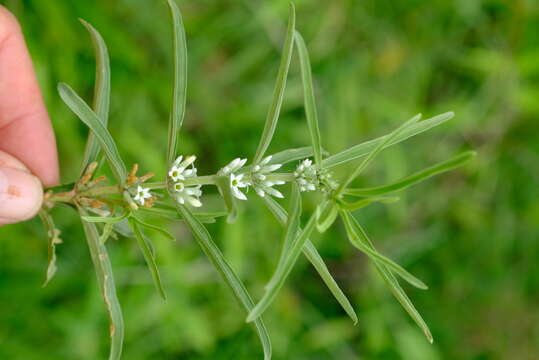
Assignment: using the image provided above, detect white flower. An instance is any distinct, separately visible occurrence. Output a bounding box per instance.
[252,155,282,181]
[173,182,203,207]
[230,173,249,200]
[134,185,152,205]
[254,180,285,198]
[251,155,285,198]
[218,157,247,176]
[168,155,203,207]
[294,159,318,192]
[168,155,197,181]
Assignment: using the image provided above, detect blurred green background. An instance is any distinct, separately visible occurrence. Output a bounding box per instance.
[1,0,537,358]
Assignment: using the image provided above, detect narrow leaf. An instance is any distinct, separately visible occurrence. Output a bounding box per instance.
[338,196,400,211]
[338,114,421,193]
[247,211,317,322]
[78,207,124,360]
[341,209,432,342]
[128,218,167,300]
[316,200,338,233]
[294,31,323,167]
[176,205,272,360]
[58,83,127,182]
[165,0,188,166]
[79,19,111,174]
[39,210,63,287]
[81,212,130,224]
[340,210,427,290]
[323,112,455,168]
[262,196,358,323]
[253,3,295,164]
[100,223,114,245]
[265,182,301,290]
[131,216,176,241]
[344,151,477,197]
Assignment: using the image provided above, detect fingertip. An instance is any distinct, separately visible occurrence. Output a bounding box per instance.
[0,166,43,224]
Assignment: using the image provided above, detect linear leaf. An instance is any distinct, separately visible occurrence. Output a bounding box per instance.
[338,196,400,211]
[137,206,225,223]
[58,83,127,182]
[340,210,427,290]
[341,209,432,342]
[344,151,477,197]
[100,223,114,245]
[176,205,272,359]
[294,31,323,167]
[79,19,111,174]
[165,0,188,166]
[265,182,301,290]
[316,200,338,233]
[338,114,421,193]
[262,196,358,323]
[253,3,295,164]
[81,212,130,224]
[323,112,454,168]
[128,218,167,300]
[131,216,176,241]
[39,210,63,287]
[78,207,124,360]
[247,211,317,322]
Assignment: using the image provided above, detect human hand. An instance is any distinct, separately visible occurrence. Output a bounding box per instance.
[0,6,58,225]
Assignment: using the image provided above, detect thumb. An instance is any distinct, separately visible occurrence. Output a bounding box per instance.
[0,150,43,225]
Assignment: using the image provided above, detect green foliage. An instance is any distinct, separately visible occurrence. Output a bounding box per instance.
[7,0,531,359]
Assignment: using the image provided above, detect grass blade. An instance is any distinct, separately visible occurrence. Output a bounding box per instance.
[253,3,295,164]
[79,19,111,174]
[58,83,127,182]
[128,218,167,300]
[323,112,455,168]
[341,209,432,342]
[338,196,400,211]
[340,210,427,290]
[78,207,124,360]
[247,211,317,322]
[294,31,323,167]
[344,151,477,197]
[338,114,422,193]
[38,210,63,287]
[165,0,188,166]
[262,196,358,324]
[176,205,272,360]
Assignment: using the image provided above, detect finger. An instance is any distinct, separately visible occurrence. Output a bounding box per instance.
[0,6,58,186]
[0,150,43,225]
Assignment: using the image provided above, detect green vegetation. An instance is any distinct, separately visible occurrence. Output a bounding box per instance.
[1,0,536,359]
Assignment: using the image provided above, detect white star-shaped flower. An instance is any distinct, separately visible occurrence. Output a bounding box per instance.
[168,155,197,182]
[251,155,285,198]
[218,157,247,176]
[173,182,203,207]
[230,173,249,200]
[134,185,152,205]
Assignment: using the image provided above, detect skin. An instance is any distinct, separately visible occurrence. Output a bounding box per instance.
[0,6,59,225]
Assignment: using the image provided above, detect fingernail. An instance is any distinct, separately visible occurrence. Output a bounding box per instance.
[0,166,43,222]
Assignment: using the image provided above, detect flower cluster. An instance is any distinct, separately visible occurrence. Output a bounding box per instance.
[218,158,249,200]
[169,155,203,207]
[294,159,318,192]
[251,156,284,198]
